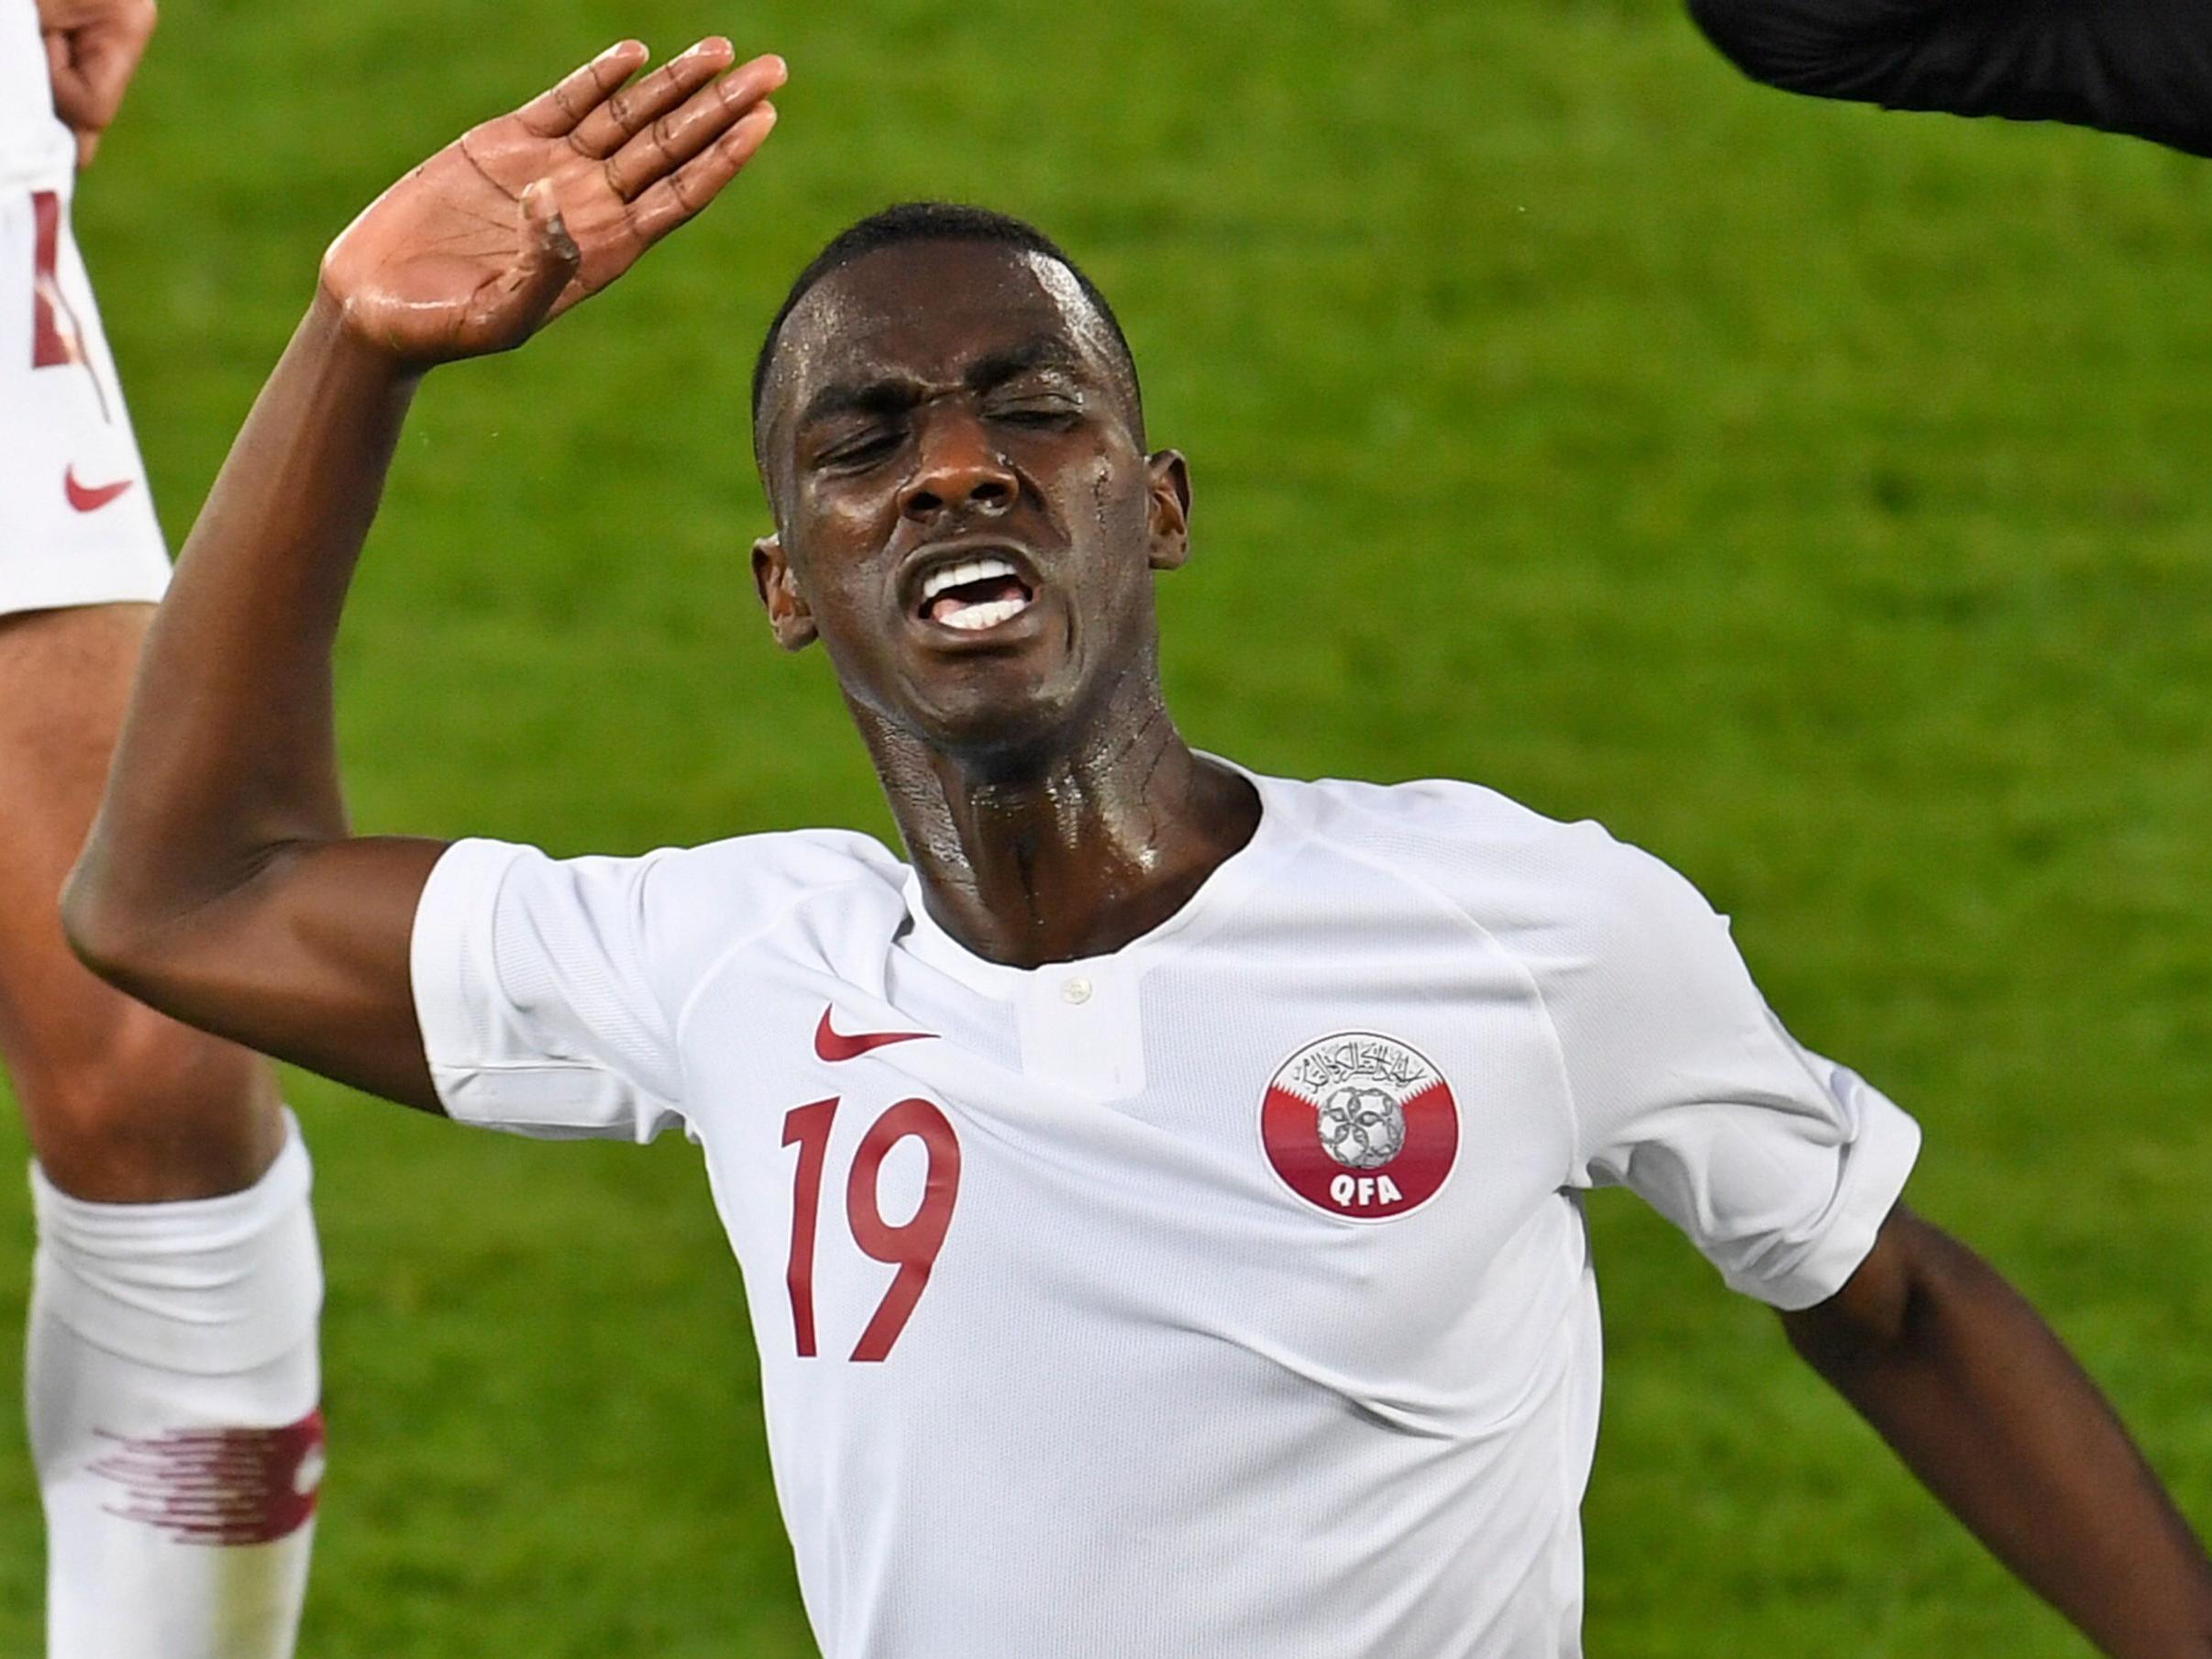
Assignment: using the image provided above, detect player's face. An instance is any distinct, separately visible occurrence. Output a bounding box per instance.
[753,241,1190,763]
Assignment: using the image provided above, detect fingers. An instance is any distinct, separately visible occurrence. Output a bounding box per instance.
[39,0,154,148]
[72,4,156,134]
[484,178,584,336]
[43,48,105,165]
[67,51,141,152]
[569,36,734,159]
[626,100,779,248]
[603,51,785,201]
[514,39,650,138]
[39,30,101,163]
[40,30,85,122]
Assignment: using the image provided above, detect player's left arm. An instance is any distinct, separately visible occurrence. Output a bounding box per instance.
[36,0,157,168]
[1784,1204,2212,1658]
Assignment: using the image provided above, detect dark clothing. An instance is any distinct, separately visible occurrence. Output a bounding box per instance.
[1689,0,2212,156]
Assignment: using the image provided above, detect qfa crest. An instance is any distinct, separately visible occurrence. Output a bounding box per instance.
[1260,1033,1458,1221]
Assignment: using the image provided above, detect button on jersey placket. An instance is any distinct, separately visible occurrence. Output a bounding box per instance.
[1013,959,1147,1101]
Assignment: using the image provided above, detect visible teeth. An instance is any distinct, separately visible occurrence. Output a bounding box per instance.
[922,556,1018,603]
[940,596,1028,632]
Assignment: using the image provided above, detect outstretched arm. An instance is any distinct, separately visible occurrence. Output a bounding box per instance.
[1689,0,2212,157]
[62,39,785,1111]
[1785,1205,2212,1658]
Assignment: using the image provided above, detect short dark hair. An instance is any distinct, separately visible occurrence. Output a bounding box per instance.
[749,202,1143,445]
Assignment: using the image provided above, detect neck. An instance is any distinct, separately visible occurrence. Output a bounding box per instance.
[855,680,1261,968]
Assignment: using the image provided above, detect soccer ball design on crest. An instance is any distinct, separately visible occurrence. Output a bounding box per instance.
[1259,1033,1459,1221]
[1317,1085,1406,1169]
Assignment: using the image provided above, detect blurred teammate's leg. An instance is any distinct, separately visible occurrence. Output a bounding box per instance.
[1,176,323,1658]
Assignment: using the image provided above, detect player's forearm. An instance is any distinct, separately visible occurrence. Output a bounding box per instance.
[1786,1218,2212,1657]
[67,291,418,956]
[1689,0,2212,158]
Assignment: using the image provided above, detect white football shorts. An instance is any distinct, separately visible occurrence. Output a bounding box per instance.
[0,174,169,618]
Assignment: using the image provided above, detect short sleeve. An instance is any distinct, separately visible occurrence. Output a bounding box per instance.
[409,837,685,1143]
[1555,846,1920,1311]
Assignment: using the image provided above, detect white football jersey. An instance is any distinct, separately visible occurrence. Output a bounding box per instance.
[411,767,1919,1658]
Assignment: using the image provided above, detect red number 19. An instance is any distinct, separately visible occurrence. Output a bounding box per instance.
[781,1097,962,1364]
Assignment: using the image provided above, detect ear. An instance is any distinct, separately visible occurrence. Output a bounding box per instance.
[751,534,818,651]
[1145,449,1192,572]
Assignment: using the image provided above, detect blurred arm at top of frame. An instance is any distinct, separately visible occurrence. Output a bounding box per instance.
[1688,0,2212,157]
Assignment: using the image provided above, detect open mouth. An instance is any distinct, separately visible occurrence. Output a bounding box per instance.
[917,554,1036,633]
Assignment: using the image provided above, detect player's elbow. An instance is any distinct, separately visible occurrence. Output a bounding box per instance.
[60,850,174,995]
[1780,1206,1994,1382]
[61,864,134,985]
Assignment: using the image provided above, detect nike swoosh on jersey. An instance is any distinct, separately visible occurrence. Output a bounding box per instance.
[815,1007,936,1062]
[64,467,133,514]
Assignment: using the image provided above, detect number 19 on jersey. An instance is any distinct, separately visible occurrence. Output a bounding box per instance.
[781,1097,962,1363]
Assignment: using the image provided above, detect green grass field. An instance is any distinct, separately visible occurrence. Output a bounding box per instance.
[5,0,2211,1651]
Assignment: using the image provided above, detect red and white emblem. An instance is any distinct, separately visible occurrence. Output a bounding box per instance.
[1260,1032,1458,1221]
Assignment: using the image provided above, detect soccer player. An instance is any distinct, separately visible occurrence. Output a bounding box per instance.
[61,36,2212,1658]
[1688,0,2212,156]
[2,1,321,1653]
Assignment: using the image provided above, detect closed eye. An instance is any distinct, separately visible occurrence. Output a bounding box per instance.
[817,429,902,470]
[990,402,1081,429]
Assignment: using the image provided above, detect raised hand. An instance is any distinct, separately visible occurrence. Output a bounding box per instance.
[320,39,783,367]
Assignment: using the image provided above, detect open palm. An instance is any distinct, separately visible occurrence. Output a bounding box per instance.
[321,39,783,365]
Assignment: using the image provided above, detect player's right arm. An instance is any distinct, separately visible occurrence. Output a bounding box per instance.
[61,39,785,1112]
[1688,0,2212,157]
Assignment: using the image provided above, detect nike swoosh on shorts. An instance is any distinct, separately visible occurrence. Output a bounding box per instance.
[64,466,134,514]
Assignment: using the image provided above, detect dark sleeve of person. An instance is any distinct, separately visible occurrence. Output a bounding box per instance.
[1687,0,2212,157]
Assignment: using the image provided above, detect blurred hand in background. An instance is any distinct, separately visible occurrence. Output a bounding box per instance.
[37,0,157,167]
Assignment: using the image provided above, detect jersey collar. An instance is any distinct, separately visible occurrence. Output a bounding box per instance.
[895,757,1300,996]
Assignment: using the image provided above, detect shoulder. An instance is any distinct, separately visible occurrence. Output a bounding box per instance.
[624,827,909,961]
[432,826,909,990]
[1270,771,1565,845]
[1266,769,1695,911]
[638,827,906,901]
[1259,770,1728,974]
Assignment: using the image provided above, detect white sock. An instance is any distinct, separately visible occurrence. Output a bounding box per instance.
[28,1112,324,1659]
